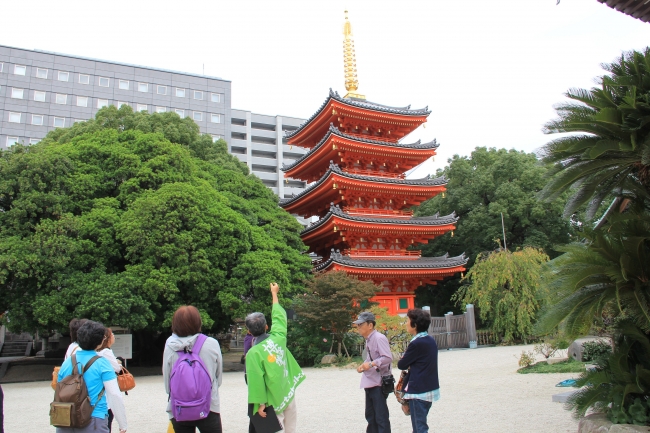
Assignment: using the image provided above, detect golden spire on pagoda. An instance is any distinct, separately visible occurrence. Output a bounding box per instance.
[343,10,365,100]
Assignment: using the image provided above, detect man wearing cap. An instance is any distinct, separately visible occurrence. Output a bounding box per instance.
[354,311,393,433]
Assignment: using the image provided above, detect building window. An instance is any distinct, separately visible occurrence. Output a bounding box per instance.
[11,88,24,99]
[97,99,109,109]
[29,138,40,145]
[210,114,221,123]
[399,298,409,310]
[118,80,129,90]
[211,93,221,103]
[6,137,19,147]
[36,68,48,79]
[34,91,46,102]
[138,83,148,93]
[9,112,21,123]
[14,65,26,76]
[212,135,222,142]
[156,106,166,113]
[74,119,85,124]
[53,117,65,128]
[194,90,203,100]
[157,85,167,95]
[58,71,69,82]
[76,96,88,107]
[193,112,202,122]
[175,88,185,98]
[99,77,110,87]
[55,94,67,104]
[31,115,44,125]
[79,74,90,85]
[136,104,147,112]
[118,101,128,108]
[175,109,184,118]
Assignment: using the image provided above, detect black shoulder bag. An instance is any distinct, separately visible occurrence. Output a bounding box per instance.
[368,348,395,394]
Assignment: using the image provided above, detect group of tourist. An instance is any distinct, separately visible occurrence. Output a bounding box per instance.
[49,281,439,433]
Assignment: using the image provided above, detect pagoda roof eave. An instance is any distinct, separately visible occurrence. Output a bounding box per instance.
[284,89,431,142]
[282,124,439,173]
[314,252,468,272]
[301,205,458,236]
[278,163,447,209]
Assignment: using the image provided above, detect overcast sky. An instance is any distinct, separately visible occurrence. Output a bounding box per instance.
[3,0,650,176]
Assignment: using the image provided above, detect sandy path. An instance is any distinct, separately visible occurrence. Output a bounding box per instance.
[2,344,578,432]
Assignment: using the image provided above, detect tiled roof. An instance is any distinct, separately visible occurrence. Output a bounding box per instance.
[284,89,431,139]
[282,124,439,171]
[314,252,468,272]
[597,0,650,23]
[278,163,447,207]
[301,204,457,235]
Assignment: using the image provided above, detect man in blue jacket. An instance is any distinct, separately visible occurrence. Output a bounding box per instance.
[397,308,439,433]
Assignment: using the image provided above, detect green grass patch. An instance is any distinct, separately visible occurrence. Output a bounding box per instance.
[517,358,588,374]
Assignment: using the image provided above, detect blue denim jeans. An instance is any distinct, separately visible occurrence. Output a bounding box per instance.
[365,386,391,433]
[408,399,432,433]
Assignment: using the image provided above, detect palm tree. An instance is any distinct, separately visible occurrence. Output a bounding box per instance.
[540,48,650,220]
[535,211,650,337]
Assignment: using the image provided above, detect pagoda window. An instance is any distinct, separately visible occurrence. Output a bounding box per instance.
[398,299,408,310]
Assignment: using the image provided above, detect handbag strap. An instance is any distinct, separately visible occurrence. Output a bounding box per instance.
[366,344,380,372]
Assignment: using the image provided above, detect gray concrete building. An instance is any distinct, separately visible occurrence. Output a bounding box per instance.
[0,44,230,148]
[230,108,308,199]
[0,45,308,200]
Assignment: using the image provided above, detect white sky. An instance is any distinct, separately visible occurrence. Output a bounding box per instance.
[3,0,650,176]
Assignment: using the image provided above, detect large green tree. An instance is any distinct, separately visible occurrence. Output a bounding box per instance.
[413,147,574,315]
[0,105,312,335]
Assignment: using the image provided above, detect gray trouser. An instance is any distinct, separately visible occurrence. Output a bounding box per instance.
[56,416,109,433]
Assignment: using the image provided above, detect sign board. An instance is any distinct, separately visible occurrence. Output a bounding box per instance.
[112,334,133,360]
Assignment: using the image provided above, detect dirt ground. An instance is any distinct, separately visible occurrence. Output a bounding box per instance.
[2,344,579,433]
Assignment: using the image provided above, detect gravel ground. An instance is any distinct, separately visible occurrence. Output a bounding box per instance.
[2,344,579,433]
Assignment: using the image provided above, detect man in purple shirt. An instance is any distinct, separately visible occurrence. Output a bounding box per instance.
[354,311,393,433]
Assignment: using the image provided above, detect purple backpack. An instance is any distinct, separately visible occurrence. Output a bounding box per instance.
[169,334,212,421]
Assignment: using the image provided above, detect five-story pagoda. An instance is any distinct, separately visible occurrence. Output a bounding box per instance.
[280,12,467,315]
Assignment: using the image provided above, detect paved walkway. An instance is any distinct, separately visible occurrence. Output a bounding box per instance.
[2,344,579,433]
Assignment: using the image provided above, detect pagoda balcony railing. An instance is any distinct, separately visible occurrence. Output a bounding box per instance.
[344,168,405,179]
[343,249,422,259]
[343,207,414,218]
[340,131,399,143]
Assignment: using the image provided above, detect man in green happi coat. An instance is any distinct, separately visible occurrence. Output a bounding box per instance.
[245,282,305,433]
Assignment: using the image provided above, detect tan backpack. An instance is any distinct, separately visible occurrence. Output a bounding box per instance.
[50,353,105,428]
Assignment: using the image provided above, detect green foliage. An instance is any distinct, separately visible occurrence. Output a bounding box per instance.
[453,247,549,343]
[518,350,536,368]
[517,358,588,374]
[366,305,409,353]
[414,147,574,315]
[581,341,613,363]
[540,47,650,219]
[0,105,312,334]
[566,323,650,425]
[285,320,331,367]
[293,271,379,356]
[535,211,650,338]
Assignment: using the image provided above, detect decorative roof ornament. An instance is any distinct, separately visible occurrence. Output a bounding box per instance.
[343,11,365,100]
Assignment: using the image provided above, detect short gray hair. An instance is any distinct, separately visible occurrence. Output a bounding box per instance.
[245,312,267,337]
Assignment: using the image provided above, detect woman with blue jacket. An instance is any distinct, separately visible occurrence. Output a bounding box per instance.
[397,309,439,433]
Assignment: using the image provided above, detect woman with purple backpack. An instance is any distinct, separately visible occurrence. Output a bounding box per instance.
[163,306,223,433]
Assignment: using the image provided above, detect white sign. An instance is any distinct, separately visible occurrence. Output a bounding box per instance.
[112,334,133,360]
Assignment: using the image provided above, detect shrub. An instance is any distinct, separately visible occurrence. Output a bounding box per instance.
[582,341,612,363]
[518,350,536,368]
[286,320,330,367]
